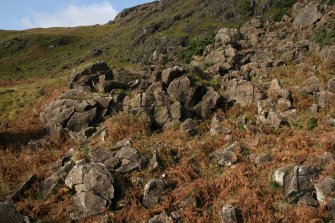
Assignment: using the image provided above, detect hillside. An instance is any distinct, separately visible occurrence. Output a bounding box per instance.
[0,0,335,223]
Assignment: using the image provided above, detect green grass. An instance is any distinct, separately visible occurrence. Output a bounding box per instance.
[312,20,335,47]
[306,117,318,130]
[0,76,65,121]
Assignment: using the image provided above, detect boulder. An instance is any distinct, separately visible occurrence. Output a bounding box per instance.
[304,76,321,94]
[256,100,285,128]
[226,79,263,107]
[267,79,291,100]
[284,166,318,203]
[293,1,322,30]
[161,66,185,85]
[40,89,116,141]
[68,61,112,92]
[148,211,179,223]
[41,161,74,197]
[316,91,335,109]
[219,205,238,223]
[65,162,114,219]
[114,147,147,173]
[143,179,168,208]
[315,177,335,204]
[215,28,241,48]
[272,166,294,187]
[0,201,29,223]
[209,142,240,166]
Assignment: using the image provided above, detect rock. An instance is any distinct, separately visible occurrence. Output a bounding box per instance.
[161,66,185,85]
[272,166,294,187]
[41,161,74,198]
[40,89,117,141]
[7,174,37,201]
[71,191,108,219]
[143,179,168,208]
[180,118,197,133]
[316,91,335,109]
[0,201,29,223]
[148,211,178,223]
[320,45,335,65]
[65,162,114,218]
[219,205,238,223]
[276,98,292,112]
[210,114,231,136]
[327,198,335,221]
[315,177,335,204]
[194,87,223,119]
[215,28,241,47]
[254,154,272,165]
[293,1,322,30]
[298,195,319,207]
[226,79,263,107]
[209,142,240,166]
[114,147,147,173]
[327,77,335,93]
[281,50,296,63]
[304,76,321,94]
[284,166,318,203]
[267,79,290,100]
[114,139,132,149]
[257,100,285,128]
[68,61,112,92]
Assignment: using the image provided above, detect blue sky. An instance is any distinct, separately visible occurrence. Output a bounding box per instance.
[0,0,154,30]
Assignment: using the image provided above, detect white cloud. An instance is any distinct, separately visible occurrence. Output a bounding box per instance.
[20,1,118,29]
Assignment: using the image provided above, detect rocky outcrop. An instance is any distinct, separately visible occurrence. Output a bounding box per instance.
[123,67,223,129]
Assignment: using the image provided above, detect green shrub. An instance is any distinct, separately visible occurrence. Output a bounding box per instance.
[178,32,215,63]
[306,117,318,130]
[312,26,335,48]
[269,181,281,190]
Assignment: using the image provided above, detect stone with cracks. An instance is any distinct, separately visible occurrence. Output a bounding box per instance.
[143,179,168,208]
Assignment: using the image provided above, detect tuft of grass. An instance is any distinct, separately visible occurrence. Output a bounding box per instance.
[312,19,335,47]
[269,181,281,190]
[178,32,216,63]
[306,117,318,130]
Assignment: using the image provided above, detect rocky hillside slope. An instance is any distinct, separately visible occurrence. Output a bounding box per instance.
[1,0,335,223]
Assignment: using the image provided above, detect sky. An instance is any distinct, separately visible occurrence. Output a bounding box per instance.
[0,0,154,30]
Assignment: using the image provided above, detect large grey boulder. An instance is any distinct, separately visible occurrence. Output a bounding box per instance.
[293,1,322,30]
[284,166,318,203]
[143,179,168,208]
[65,162,114,219]
[0,202,29,223]
[226,79,263,107]
[40,89,115,141]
